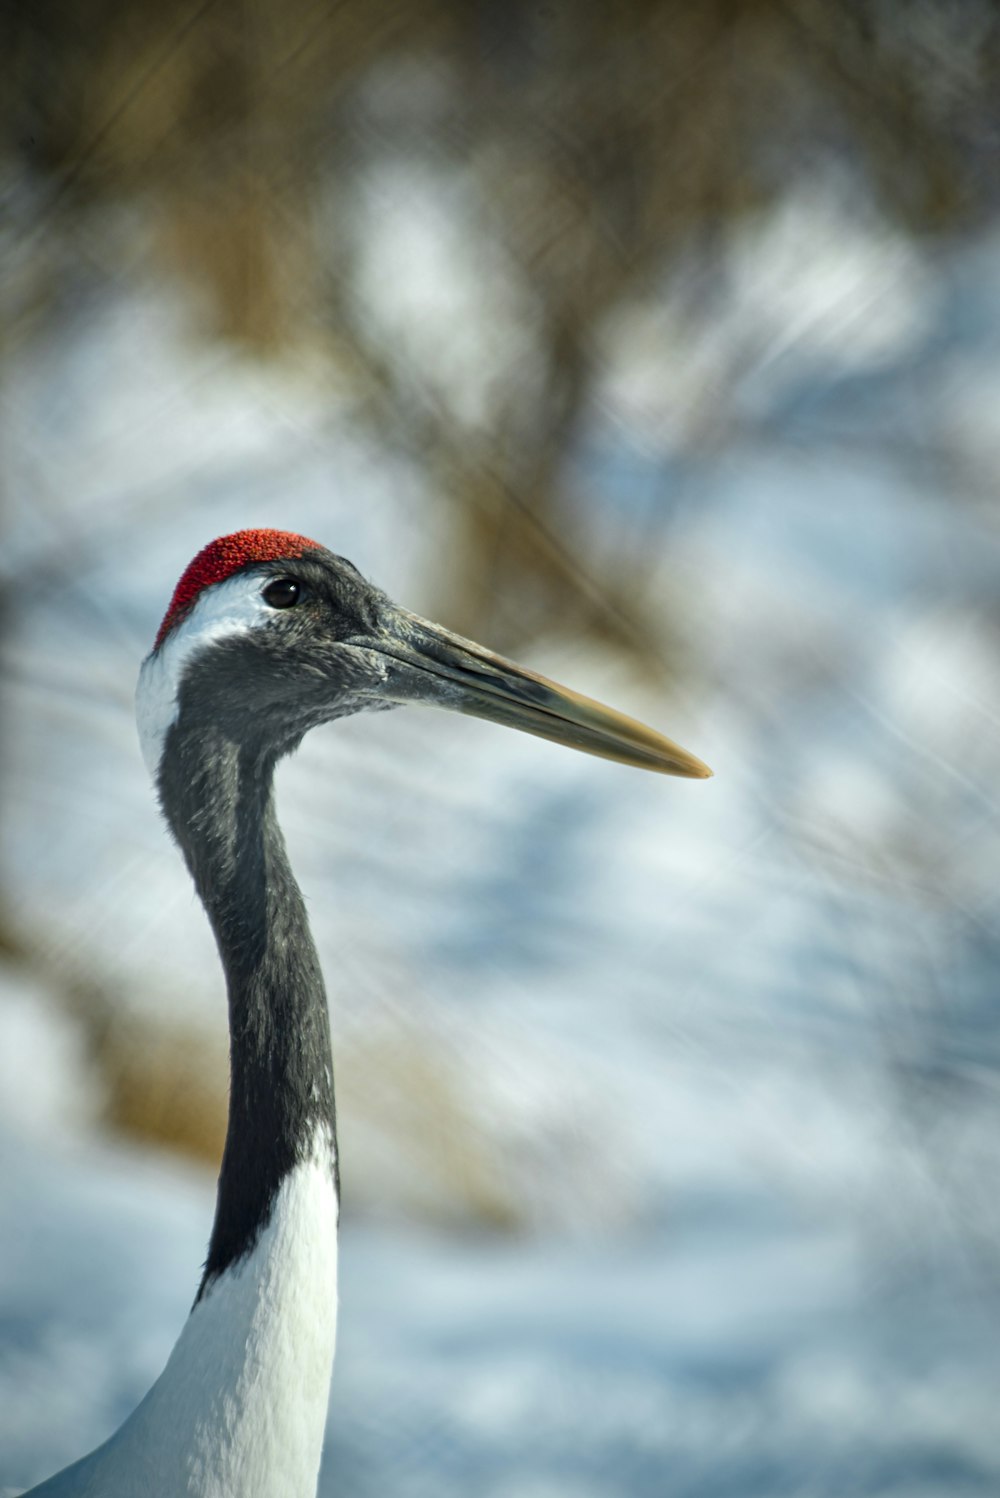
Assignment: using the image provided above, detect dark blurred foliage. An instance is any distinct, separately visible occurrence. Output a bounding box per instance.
[3,0,999,647]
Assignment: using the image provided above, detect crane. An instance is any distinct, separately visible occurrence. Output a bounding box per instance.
[23,528,711,1497]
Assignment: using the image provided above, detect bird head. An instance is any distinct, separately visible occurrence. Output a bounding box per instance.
[136,528,712,782]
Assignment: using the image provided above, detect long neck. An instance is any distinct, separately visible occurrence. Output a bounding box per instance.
[28,728,342,1497]
[160,727,338,1291]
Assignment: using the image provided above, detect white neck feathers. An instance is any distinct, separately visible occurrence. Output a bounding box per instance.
[136,572,276,777]
[32,1127,339,1498]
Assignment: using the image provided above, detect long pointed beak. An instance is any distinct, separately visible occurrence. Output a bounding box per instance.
[363,609,712,779]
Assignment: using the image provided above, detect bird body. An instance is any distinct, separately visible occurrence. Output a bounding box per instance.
[24,530,709,1497]
[28,1134,337,1497]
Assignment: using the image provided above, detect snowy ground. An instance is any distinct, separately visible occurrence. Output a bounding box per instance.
[2,1121,997,1497]
[2,203,1000,1494]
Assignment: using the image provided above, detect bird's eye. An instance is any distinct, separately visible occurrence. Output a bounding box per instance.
[263,578,301,609]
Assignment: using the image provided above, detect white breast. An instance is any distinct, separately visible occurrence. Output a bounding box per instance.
[29,1129,339,1498]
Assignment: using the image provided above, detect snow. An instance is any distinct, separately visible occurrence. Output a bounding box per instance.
[3,1118,998,1497]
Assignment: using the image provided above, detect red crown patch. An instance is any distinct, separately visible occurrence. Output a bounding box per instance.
[155,529,321,649]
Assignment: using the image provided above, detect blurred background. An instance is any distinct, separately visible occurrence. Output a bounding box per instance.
[2,2,1000,1494]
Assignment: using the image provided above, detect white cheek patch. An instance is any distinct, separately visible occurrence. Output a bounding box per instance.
[136,572,277,777]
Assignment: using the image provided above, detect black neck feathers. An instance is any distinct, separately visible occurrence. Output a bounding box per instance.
[157,714,338,1294]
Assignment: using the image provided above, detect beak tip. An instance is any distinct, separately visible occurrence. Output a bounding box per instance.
[657,746,712,779]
